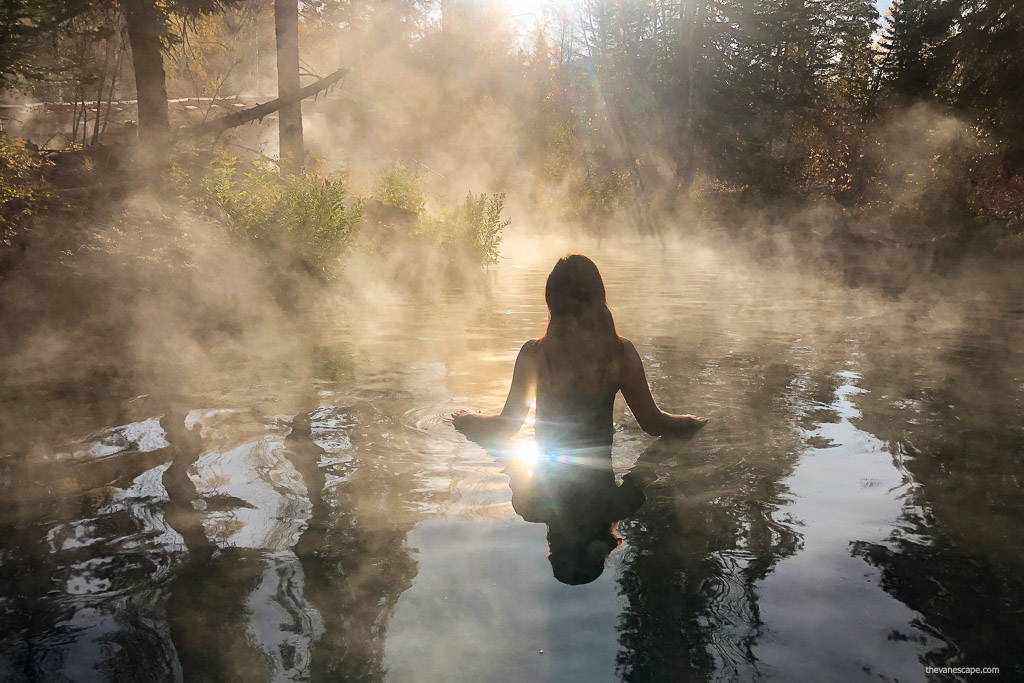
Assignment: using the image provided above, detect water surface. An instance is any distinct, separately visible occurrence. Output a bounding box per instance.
[1,237,1022,681]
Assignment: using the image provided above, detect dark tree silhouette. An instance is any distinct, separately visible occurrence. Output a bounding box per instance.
[274,0,303,174]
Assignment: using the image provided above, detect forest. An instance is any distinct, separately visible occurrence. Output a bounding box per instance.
[2,0,1023,276]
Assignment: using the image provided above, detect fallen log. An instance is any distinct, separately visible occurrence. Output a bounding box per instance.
[182,67,349,138]
[42,68,349,189]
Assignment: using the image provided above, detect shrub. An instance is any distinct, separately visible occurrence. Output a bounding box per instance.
[0,133,53,247]
[166,150,508,276]
[372,159,425,214]
[200,154,363,277]
[418,191,510,265]
[968,172,1024,255]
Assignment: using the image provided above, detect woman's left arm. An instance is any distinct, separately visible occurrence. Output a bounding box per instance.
[453,340,538,443]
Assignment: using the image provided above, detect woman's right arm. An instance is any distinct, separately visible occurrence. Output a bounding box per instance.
[619,338,708,438]
[452,339,538,443]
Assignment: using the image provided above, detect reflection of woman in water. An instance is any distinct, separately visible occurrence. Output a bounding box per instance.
[453,254,707,583]
[500,453,654,584]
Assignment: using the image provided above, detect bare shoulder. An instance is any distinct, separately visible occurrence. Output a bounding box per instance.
[516,338,542,365]
[620,337,642,365]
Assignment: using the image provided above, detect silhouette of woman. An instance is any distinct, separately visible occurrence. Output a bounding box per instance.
[453,254,707,584]
[453,253,707,446]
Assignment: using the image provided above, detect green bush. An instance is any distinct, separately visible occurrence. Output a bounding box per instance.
[166,151,508,275]
[372,159,425,214]
[418,191,510,265]
[200,154,363,277]
[0,133,53,247]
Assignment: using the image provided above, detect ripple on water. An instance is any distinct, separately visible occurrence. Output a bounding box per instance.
[192,439,311,552]
[400,404,453,435]
[309,404,355,457]
[51,417,169,462]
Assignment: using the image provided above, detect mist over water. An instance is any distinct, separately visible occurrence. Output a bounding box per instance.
[1,232,1021,680]
[2,0,1023,674]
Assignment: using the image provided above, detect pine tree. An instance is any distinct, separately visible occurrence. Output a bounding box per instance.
[0,0,89,90]
[877,0,956,101]
[948,0,1024,172]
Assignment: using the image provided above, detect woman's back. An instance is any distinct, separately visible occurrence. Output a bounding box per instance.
[534,335,622,449]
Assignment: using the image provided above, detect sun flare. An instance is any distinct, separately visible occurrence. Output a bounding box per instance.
[516,439,540,466]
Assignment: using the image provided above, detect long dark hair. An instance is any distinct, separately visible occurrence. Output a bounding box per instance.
[538,255,622,389]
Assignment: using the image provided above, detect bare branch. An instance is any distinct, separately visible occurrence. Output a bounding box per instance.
[181,67,348,137]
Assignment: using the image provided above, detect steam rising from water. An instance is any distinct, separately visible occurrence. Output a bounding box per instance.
[2,230,1023,679]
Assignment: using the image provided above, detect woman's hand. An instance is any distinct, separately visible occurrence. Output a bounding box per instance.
[452,410,519,444]
[661,414,708,438]
[452,409,484,433]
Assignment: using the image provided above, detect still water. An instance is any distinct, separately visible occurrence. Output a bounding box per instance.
[1,236,1022,681]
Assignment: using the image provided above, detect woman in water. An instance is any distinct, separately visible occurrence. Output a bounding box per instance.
[453,254,706,584]
[453,253,707,446]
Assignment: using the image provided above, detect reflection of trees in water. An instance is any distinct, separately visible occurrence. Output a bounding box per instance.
[0,388,425,681]
[161,408,268,682]
[158,396,424,681]
[615,334,849,680]
[285,408,421,680]
[616,443,803,680]
[849,314,1024,676]
[850,539,1024,674]
[0,410,181,680]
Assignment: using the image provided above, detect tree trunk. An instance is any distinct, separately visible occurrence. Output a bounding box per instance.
[675,0,704,191]
[274,0,303,175]
[121,0,170,141]
[91,34,114,146]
